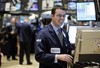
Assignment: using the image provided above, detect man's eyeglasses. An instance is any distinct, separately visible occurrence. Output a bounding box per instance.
[56,14,66,18]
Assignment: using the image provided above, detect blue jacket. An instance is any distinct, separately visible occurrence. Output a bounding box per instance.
[35,23,72,68]
[17,22,34,42]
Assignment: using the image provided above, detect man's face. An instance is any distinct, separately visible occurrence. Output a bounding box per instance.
[11,17,16,24]
[51,9,66,28]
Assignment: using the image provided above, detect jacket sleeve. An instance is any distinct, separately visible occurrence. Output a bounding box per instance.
[35,31,55,64]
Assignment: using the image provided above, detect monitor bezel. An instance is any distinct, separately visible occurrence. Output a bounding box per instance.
[76,1,97,22]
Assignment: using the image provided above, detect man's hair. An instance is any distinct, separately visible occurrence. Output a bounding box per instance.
[67,15,71,20]
[51,5,66,15]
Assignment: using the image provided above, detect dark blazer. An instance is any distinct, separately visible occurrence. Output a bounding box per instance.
[17,22,34,42]
[6,23,17,42]
[35,23,72,68]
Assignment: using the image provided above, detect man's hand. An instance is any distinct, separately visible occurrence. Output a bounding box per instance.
[57,54,73,64]
[11,31,15,34]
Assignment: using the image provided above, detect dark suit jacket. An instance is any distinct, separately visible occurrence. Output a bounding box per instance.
[17,22,34,42]
[6,23,17,42]
[35,23,72,68]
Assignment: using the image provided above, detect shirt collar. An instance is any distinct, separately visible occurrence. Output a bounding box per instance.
[51,22,61,35]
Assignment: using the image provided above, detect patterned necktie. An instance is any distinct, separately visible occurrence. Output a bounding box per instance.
[58,28,63,46]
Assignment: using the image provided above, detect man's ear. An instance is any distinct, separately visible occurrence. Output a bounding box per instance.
[51,14,54,18]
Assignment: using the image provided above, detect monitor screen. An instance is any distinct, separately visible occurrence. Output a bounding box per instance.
[15,3,21,11]
[20,16,25,23]
[10,3,21,11]
[29,0,37,2]
[42,0,54,10]
[77,2,96,21]
[67,2,76,10]
[5,2,10,11]
[68,26,90,44]
[54,2,62,6]
[30,3,38,11]
[54,0,62,1]
[68,26,77,44]
[54,0,62,6]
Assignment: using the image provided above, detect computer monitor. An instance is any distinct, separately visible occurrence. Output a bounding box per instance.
[28,0,38,11]
[15,3,21,11]
[29,0,37,2]
[54,0,62,1]
[67,1,76,10]
[42,0,54,10]
[77,2,96,21]
[68,26,77,44]
[30,3,38,11]
[10,3,21,11]
[68,26,90,44]
[54,2,62,6]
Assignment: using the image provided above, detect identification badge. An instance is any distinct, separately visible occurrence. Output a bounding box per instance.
[50,48,60,53]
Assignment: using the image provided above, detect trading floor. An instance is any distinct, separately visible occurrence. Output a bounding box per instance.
[1,54,39,68]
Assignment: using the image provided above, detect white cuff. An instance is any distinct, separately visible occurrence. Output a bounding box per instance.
[54,54,58,63]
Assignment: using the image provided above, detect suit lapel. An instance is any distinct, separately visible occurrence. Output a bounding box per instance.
[48,24,62,47]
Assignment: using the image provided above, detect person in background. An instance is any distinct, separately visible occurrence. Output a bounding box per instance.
[67,15,77,26]
[6,17,18,61]
[17,16,34,65]
[35,5,73,68]
[0,26,6,67]
[63,15,77,32]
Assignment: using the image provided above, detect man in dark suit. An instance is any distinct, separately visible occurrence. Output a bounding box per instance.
[6,17,18,61]
[17,16,34,65]
[35,5,73,68]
